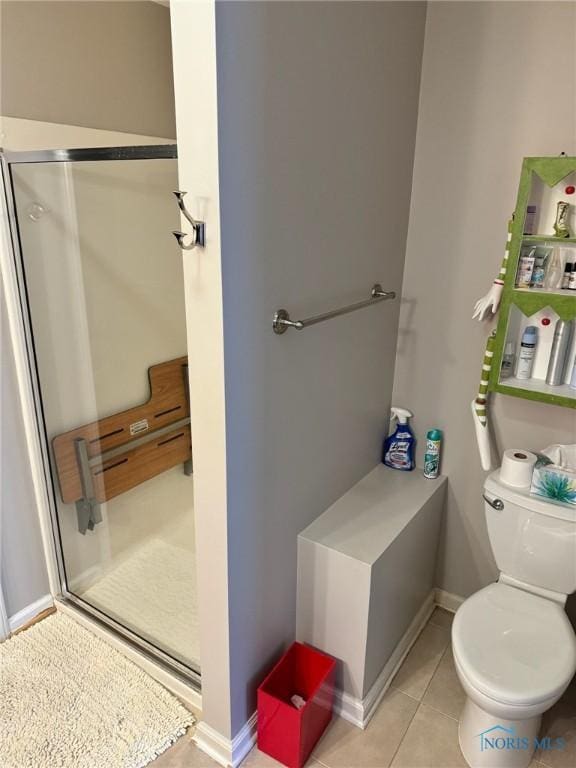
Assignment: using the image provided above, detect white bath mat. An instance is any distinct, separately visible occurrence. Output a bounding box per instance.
[0,613,194,768]
[83,537,200,668]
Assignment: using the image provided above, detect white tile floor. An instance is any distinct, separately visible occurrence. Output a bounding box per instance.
[154,608,576,768]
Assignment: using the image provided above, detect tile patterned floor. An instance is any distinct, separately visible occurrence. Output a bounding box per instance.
[154,608,576,768]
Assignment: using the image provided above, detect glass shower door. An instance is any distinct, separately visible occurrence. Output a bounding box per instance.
[4,146,200,680]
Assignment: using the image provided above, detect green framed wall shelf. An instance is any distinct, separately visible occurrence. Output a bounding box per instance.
[490,156,576,409]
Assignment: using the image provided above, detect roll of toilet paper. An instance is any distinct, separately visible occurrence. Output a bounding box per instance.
[500,449,537,488]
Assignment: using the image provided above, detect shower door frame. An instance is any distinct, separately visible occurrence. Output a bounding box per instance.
[0,145,201,692]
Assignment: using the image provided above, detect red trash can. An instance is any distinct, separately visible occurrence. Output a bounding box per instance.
[257,642,337,768]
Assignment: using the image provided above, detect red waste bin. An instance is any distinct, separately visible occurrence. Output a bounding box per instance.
[257,642,337,768]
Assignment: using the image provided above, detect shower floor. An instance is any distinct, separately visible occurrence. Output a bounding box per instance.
[84,533,200,669]
[73,468,199,671]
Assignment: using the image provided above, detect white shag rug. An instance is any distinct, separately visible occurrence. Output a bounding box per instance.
[83,537,200,669]
[0,613,194,768]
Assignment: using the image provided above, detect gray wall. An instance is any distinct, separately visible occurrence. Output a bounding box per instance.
[0,1,175,138]
[215,1,427,733]
[1,295,50,616]
[392,1,576,599]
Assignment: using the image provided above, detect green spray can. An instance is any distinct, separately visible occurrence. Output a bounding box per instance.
[423,429,442,479]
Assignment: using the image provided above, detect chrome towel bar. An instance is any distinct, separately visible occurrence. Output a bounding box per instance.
[273,283,396,334]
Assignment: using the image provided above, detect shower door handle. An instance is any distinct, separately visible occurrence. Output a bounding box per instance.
[172,191,206,250]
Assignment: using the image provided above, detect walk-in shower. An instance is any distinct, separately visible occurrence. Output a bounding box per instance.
[1,145,200,686]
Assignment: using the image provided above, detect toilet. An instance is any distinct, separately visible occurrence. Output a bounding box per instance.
[452,469,576,768]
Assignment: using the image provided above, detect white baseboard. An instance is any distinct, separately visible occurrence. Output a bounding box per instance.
[192,587,467,761]
[435,588,465,613]
[334,590,436,729]
[193,712,257,768]
[193,721,233,768]
[230,713,258,767]
[0,584,10,641]
[8,594,53,633]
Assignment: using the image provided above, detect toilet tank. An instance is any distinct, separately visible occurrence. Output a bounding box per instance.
[484,471,576,596]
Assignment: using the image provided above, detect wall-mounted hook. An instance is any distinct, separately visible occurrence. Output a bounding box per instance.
[172,191,206,250]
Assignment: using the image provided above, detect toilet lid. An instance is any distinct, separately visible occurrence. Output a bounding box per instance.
[452,583,576,707]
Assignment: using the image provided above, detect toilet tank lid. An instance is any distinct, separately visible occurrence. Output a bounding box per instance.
[485,471,576,523]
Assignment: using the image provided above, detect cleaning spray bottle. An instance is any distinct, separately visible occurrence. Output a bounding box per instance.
[382,408,415,471]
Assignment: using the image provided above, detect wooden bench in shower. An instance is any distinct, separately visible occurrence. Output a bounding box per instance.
[52,356,191,534]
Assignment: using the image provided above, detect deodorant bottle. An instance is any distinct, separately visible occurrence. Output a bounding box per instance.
[546,319,574,385]
[423,429,442,479]
[500,342,515,379]
[515,326,538,380]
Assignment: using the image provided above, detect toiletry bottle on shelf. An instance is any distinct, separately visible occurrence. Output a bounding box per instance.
[516,248,536,288]
[569,261,576,290]
[515,326,538,380]
[524,205,537,235]
[543,247,562,290]
[553,201,571,238]
[382,408,415,471]
[531,250,549,289]
[423,429,442,479]
[500,341,515,379]
[561,259,573,289]
[570,361,576,390]
[546,320,574,386]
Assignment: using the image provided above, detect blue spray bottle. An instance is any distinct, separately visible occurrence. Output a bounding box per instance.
[382,407,415,471]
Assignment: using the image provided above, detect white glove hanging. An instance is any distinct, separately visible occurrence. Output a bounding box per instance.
[472,281,504,322]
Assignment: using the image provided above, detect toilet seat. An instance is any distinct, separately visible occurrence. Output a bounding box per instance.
[452,583,576,708]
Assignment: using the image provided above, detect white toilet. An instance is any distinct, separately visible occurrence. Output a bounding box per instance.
[452,469,576,768]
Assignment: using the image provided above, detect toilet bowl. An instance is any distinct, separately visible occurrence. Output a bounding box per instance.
[453,470,576,768]
[452,582,576,768]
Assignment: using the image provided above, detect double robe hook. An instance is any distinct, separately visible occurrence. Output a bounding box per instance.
[172,191,206,250]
